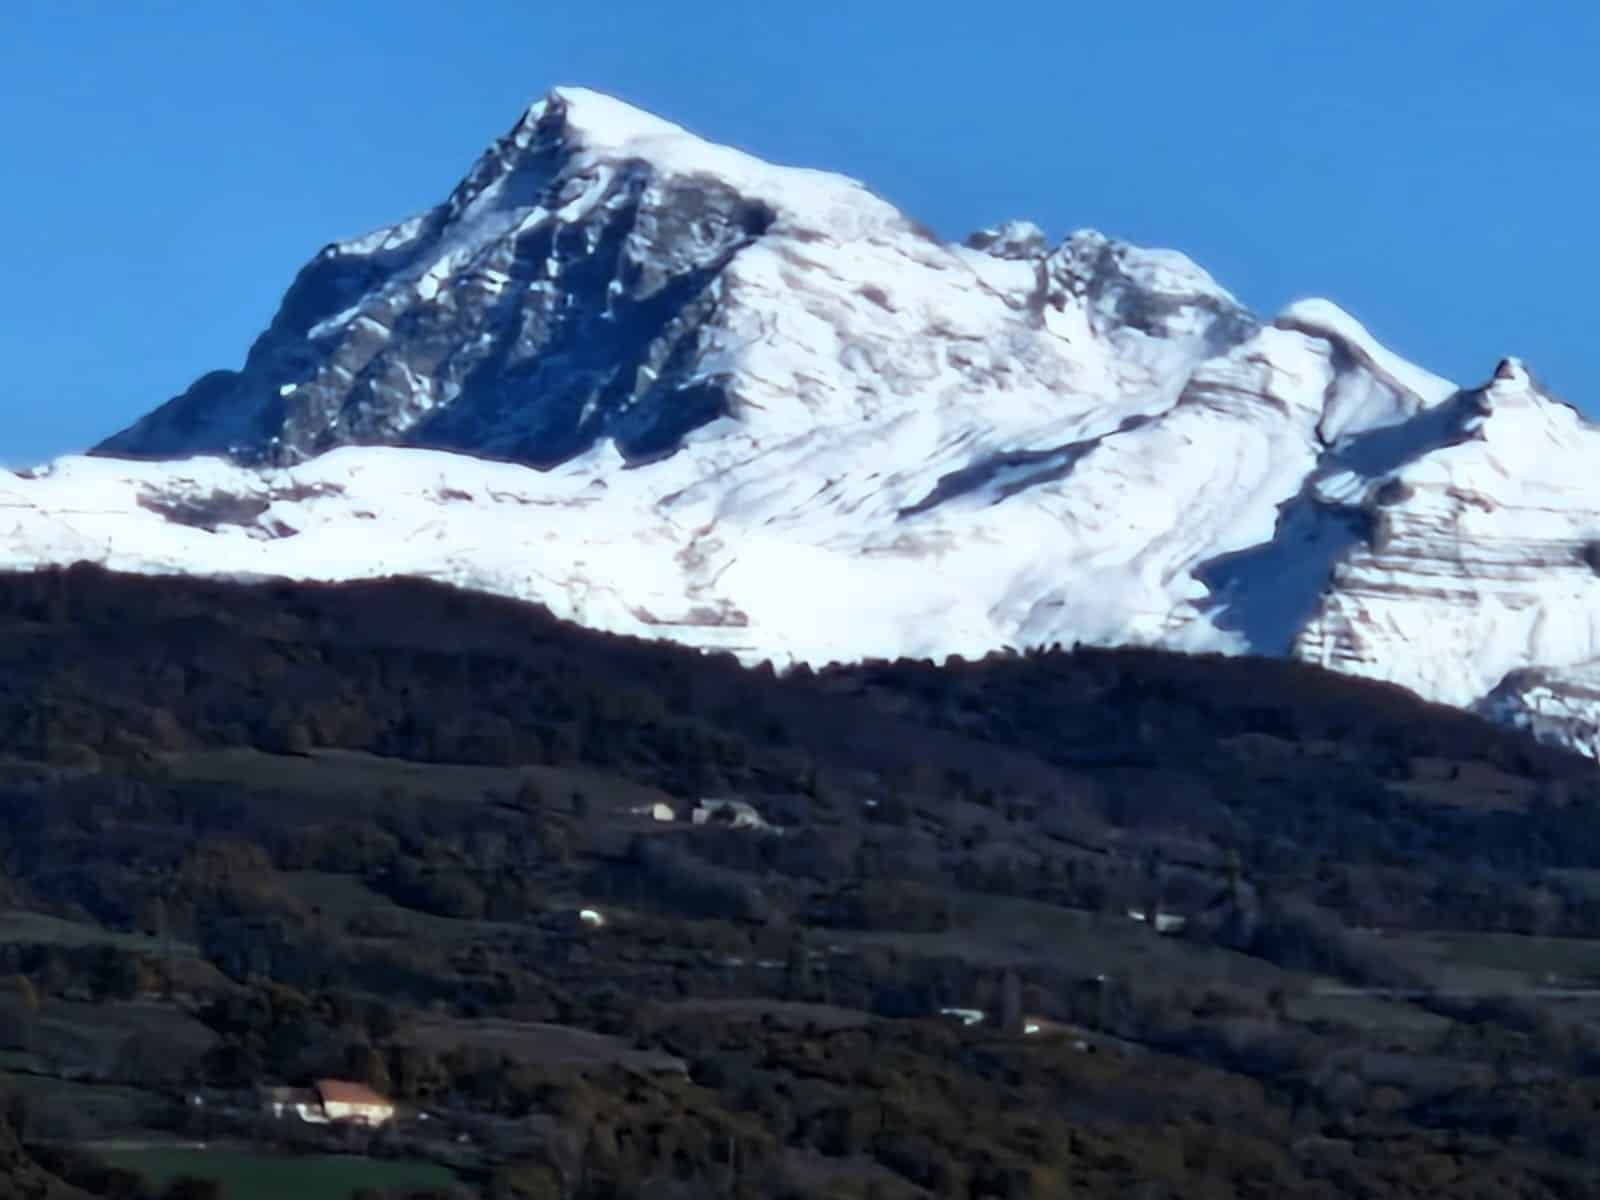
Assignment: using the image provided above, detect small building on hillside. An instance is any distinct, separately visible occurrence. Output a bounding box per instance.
[938,1007,986,1027]
[630,802,676,822]
[1126,907,1187,935]
[262,1086,327,1124]
[262,1079,395,1127]
[541,907,609,935]
[315,1079,395,1126]
[1015,1015,1093,1050]
[691,798,772,831]
[1019,1014,1072,1037]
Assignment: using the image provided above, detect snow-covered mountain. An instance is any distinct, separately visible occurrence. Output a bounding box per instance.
[17,86,1600,756]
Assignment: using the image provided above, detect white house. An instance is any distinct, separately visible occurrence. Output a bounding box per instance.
[939,1007,985,1027]
[263,1080,394,1127]
[630,802,676,822]
[1126,908,1187,934]
[691,798,772,831]
[262,1086,328,1124]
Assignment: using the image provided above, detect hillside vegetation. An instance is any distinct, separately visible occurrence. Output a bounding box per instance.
[0,565,1598,1198]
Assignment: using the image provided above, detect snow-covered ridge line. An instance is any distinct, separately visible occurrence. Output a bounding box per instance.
[1274,299,1457,411]
[531,87,897,221]
[34,85,1600,760]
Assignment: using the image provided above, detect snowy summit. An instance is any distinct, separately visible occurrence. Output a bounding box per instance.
[13,87,1600,756]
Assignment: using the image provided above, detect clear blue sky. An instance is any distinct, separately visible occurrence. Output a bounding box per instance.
[3,0,1596,466]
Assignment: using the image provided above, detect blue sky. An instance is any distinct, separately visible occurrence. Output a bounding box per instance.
[3,0,1596,465]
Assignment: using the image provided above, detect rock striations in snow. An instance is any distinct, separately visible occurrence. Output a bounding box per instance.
[9,86,1600,756]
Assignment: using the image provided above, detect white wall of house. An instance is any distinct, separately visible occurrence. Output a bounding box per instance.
[321,1099,393,1125]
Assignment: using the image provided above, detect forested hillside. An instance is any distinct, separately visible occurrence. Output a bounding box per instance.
[0,565,1599,1198]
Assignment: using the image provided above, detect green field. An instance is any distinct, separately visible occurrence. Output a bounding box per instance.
[164,746,671,816]
[0,910,193,955]
[93,1146,457,1200]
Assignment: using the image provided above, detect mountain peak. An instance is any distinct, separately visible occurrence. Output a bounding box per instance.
[1492,355,1528,384]
[965,220,1049,260]
[495,86,895,231]
[505,85,732,167]
[532,86,693,148]
[1458,354,1592,451]
[66,87,1600,764]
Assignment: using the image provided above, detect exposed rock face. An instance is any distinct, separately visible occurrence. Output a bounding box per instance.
[1481,664,1600,761]
[98,91,784,468]
[19,87,1600,758]
[1294,359,1600,707]
[963,220,1048,261]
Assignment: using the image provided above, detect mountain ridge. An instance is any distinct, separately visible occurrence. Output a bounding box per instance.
[21,86,1600,757]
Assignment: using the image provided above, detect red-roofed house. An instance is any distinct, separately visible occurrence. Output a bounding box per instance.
[314,1079,395,1126]
[262,1079,395,1127]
